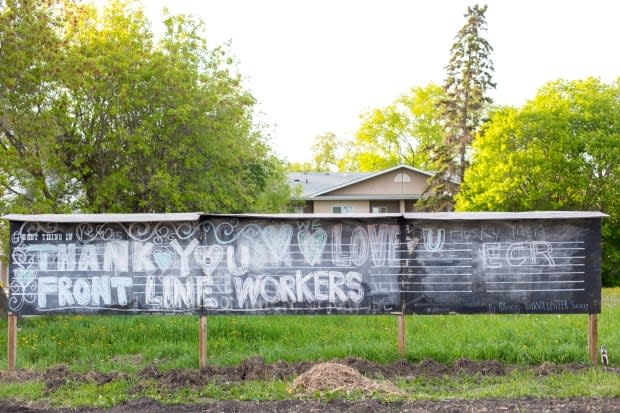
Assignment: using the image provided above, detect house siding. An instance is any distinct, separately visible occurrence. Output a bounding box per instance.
[326,168,428,196]
[313,200,370,213]
[369,200,401,213]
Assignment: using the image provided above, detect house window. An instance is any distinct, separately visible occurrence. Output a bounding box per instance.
[372,206,388,213]
[332,205,353,214]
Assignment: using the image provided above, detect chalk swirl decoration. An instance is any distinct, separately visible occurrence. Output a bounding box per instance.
[201,220,262,244]
[8,268,37,312]
[75,222,199,244]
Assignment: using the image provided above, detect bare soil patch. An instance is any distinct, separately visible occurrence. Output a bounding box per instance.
[133,356,513,392]
[1,357,619,412]
[2,397,620,412]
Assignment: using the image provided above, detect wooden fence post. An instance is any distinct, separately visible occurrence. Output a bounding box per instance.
[588,313,598,367]
[397,312,406,356]
[8,313,17,371]
[199,315,207,368]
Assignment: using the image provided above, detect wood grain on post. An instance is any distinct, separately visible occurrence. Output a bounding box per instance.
[588,313,598,367]
[8,313,17,371]
[199,315,207,368]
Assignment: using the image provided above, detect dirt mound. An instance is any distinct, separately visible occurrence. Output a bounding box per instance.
[0,369,41,383]
[43,364,128,392]
[290,362,404,396]
[340,357,506,378]
[537,361,558,376]
[415,358,451,376]
[454,358,506,375]
[137,356,316,390]
[1,356,516,394]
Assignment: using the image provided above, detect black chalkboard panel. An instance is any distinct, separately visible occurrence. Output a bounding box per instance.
[199,216,401,314]
[402,218,602,314]
[5,213,603,316]
[8,219,204,315]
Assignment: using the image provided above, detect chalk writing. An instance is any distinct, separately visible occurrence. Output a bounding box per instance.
[526,300,569,312]
[481,241,555,268]
[6,215,602,315]
[297,227,327,266]
[261,224,293,265]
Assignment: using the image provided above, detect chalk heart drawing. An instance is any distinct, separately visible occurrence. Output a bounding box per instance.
[14,268,37,288]
[194,245,224,276]
[261,224,293,262]
[152,247,175,273]
[297,229,327,266]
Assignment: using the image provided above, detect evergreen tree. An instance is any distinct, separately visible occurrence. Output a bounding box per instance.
[423,4,495,211]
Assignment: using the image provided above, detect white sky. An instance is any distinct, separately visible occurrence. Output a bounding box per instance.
[98,0,620,163]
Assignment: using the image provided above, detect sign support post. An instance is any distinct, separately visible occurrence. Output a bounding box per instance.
[397,312,406,355]
[7,313,17,371]
[199,315,207,368]
[397,217,407,356]
[588,313,598,367]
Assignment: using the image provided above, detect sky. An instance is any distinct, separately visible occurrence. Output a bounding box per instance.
[99,0,620,163]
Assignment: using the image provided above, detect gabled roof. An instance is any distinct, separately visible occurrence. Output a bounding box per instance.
[288,171,370,197]
[288,164,433,199]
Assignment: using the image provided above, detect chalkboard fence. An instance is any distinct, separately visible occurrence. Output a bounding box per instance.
[3,211,607,369]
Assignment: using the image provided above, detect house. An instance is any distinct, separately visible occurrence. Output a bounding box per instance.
[288,164,433,214]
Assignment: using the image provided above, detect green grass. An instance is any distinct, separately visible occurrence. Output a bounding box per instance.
[50,379,132,408]
[0,288,618,406]
[2,288,618,371]
[396,368,620,400]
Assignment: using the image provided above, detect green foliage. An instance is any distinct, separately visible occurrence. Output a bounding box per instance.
[341,84,444,172]
[424,4,495,211]
[456,78,620,286]
[287,161,314,172]
[287,132,344,173]
[0,0,290,214]
[0,0,75,214]
[310,132,340,172]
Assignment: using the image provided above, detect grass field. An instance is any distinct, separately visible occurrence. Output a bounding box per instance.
[0,288,618,406]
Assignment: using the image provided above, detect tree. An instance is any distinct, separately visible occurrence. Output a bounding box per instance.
[424,4,495,211]
[310,132,340,172]
[340,84,444,172]
[0,0,76,214]
[456,78,620,286]
[0,0,291,215]
[286,132,343,172]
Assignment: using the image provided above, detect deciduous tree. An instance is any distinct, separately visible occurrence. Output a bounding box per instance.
[341,84,444,172]
[0,0,291,215]
[311,132,340,172]
[0,0,76,214]
[456,78,620,286]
